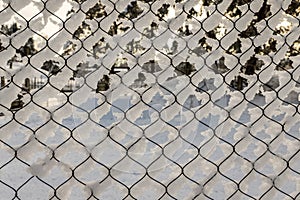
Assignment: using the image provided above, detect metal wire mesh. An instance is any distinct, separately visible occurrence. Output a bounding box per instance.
[0,0,300,199]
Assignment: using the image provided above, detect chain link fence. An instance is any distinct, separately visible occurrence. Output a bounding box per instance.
[0,0,300,199]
